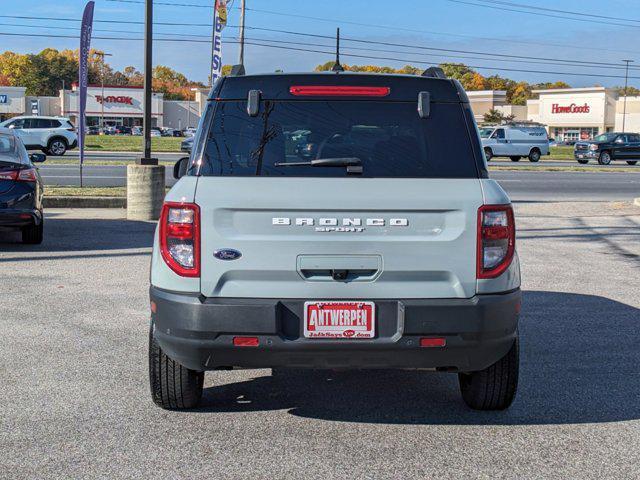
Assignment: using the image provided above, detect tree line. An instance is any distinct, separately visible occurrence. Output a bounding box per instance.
[0,48,206,100]
[315,61,639,105]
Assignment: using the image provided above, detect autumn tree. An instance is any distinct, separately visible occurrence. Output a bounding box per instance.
[483,108,516,124]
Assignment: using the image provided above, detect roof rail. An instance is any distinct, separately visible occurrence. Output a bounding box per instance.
[421,67,447,79]
[229,64,246,77]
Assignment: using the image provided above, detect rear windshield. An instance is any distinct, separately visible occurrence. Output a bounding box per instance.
[195,101,479,178]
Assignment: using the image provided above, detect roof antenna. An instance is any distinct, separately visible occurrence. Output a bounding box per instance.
[331,28,344,72]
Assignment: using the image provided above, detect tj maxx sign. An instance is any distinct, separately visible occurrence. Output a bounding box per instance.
[551,103,591,114]
[96,95,134,105]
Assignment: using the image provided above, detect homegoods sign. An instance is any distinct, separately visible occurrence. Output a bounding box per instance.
[552,103,591,114]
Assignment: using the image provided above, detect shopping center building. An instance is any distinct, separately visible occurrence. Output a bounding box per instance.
[527,87,618,142]
[1,84,209,129]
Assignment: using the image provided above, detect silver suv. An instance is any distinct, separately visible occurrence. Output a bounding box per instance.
[0,116,78,156]
[148,71,521,411]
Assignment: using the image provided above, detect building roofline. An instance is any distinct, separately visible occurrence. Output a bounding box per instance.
[532,86,615,94]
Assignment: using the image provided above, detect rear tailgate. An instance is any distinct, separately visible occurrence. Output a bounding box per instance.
[196,177,482,299]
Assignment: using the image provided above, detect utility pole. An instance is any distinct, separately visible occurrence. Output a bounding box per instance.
[238,0,246,66]
[140,0,156,165]
[96,52,112,133]
[622,59,634,133]
[129,0,164,221]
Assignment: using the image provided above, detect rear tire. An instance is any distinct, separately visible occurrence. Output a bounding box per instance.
[21,220,43,244]
[47,138,67,156]
[149,323,204,410]
[627,161,638,165]
[458,335,519,410]
[509,156,521,162]
[528,149,541,162]
[484,148,493,161]
[577,159,589,164]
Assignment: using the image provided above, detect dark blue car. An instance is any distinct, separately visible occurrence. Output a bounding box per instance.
[0,128,46,244]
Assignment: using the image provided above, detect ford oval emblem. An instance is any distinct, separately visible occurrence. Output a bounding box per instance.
[213,249,242,261]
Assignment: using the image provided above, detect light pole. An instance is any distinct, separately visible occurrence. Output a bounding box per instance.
[96,52,112,133]
[238,0,246,66]
[128,0,164,222]
[622,59,634,133]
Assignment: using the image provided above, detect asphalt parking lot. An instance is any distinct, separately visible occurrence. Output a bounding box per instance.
[1,201,639,478]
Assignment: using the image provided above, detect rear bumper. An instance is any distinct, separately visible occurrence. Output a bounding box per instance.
[0,208,41,227]
[151,287,521,372]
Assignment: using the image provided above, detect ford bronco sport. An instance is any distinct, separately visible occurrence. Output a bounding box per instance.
[149,70,521,411]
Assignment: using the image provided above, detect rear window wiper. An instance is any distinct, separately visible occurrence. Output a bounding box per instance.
[274,157,362,173]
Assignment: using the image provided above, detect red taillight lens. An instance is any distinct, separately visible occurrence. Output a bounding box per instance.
[0,168,37,182]
[159,202,200,277]
[477,205,515,279]
[289,86,390,97]
[0,170,18,181]
[18,168,37,182]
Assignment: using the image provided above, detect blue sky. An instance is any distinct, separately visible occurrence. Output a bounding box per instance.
[2,0,640,88]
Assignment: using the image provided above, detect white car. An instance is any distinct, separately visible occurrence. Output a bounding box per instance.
[0,116,78,156]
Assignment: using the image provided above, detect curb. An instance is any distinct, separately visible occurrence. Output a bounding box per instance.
[635,198,640,207]
[43,196,126,208]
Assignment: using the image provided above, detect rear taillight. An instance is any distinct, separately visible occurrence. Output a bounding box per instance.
[0,168,37,182]
[18,168,37,182]
[0,170,18,181]
[159,202,200,277]
[477,205,515,279]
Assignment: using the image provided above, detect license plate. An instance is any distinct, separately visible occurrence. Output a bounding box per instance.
[577,154,584,158]
[304,301,375,339]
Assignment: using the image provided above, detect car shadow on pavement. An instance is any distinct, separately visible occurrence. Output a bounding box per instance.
[195,291,640,425]
[0,214,155,256]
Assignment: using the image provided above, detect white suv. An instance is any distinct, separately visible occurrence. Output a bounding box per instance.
[0,116,78,156]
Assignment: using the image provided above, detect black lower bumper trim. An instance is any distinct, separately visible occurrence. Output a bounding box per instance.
[150,287,520,372]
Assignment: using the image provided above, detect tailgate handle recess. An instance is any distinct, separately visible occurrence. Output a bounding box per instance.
[297,255,382,282]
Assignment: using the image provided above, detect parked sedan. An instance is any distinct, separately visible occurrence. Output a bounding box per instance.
[0,128,46,244]
[574,132,640,165]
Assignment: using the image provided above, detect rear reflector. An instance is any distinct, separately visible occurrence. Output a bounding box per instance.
[420,337,446,348]
[289,86,390,97]
[233,336,259,347]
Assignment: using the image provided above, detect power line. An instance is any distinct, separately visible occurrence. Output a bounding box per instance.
[1,30,639,81]
[3,19,640,73]
[473,0,640,24]
[2,12,640,56]
[443,0,640,29]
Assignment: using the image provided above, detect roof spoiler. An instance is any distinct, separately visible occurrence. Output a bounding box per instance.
[421,67,447,79]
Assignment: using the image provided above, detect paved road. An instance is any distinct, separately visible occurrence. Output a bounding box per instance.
[1,202,639,478]
[39,164,640,201]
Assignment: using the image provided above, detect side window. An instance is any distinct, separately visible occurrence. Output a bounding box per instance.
[33,119,53,129]
[615,135,627,144]
[22,118,36,129]
[51,120,62,128]
[9,119,25,129]
[629,134,640,143]
[492,128,505,139]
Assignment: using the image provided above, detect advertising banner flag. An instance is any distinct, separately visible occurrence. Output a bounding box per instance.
[79,1,95,184]
[211,0,228,85]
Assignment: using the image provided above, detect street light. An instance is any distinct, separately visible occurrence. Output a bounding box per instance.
[622,59,634,133]
[96,52,112,133]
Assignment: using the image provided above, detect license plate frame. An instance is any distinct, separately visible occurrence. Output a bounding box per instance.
[303,301,376,339]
